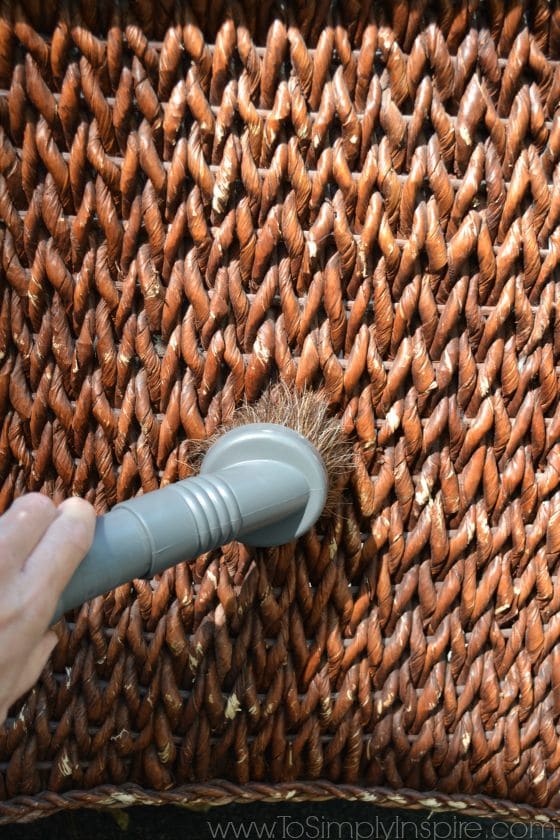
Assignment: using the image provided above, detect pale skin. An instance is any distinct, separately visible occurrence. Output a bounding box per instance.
[0,493,96,725]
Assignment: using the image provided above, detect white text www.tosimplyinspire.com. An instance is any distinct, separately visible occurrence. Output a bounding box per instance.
[206,815,557,840]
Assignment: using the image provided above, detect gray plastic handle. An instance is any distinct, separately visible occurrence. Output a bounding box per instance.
[52,424,327,624]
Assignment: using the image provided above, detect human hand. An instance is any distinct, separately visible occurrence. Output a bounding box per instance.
[0,493,96,725]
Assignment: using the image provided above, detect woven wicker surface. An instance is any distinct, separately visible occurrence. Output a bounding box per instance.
[1,0,560,826]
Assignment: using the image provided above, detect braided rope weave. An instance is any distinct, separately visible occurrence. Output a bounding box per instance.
[2,0,560,825]
[2,781,560,828]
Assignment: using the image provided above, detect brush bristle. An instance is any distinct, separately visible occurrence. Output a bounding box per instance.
[193,384,353,517]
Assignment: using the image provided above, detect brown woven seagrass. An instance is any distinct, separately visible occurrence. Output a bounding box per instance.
[2,0,560,827]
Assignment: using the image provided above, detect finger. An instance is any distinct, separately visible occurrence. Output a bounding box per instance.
[7,631,58,715]
[22,498,96,625]
[0,493,59,577]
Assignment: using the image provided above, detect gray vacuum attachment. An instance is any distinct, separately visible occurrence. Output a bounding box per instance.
[52,423,328,624]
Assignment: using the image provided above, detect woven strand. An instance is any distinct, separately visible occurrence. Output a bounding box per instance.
[0,782,559,829]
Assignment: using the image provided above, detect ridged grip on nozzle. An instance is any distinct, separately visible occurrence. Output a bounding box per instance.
[52,451,315,624]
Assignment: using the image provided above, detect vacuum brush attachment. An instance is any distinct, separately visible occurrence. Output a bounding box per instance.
[52,423,328,624]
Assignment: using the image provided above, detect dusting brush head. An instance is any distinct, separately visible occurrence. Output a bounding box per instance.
[53,385,354,622]
[196,383,353,519]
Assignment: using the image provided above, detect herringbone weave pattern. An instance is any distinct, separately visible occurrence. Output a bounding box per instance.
[1,0,560,825]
